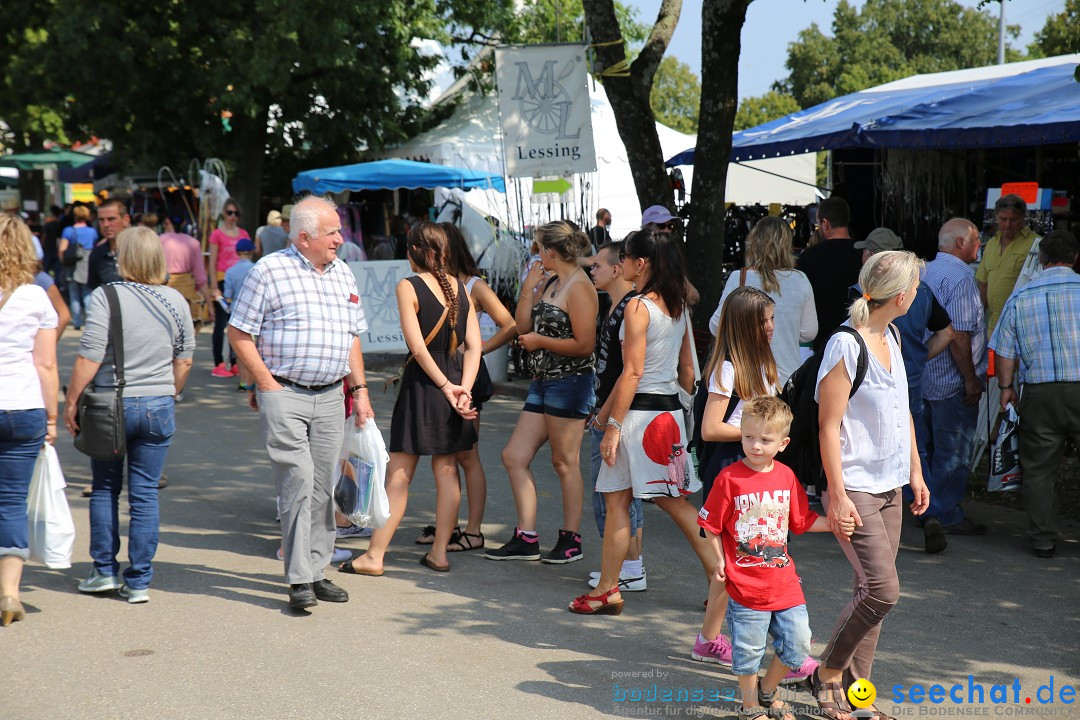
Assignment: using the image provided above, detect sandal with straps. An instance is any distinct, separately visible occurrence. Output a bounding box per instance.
[759,688,796,720]
[447,530,484,552]
[568,586,624,615]
[812,668,853,720]
[414,525,438,545]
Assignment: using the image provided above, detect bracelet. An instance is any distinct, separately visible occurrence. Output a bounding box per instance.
[608,417,623,432]
[998,384,1013,390]
[47,415,58,420]
[350,384,368,394]
[438,378,449,389]
[244,383,256,391]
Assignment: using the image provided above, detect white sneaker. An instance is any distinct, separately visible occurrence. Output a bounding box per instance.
[587,569,647,592]
[78,569,121,593]
[118,584,149,604]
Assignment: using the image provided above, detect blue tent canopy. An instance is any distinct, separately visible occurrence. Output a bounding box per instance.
[292,158,505,194]
[666,55,1080,166]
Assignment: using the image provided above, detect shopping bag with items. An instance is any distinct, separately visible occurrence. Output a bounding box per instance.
[333,418,391,528]
[988,403,1023,492]
[28,444,76,568]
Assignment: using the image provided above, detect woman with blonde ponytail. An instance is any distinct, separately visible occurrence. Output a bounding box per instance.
[811,250,930,719]
[340,223,481,575]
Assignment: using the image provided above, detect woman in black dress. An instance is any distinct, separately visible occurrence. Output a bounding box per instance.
[340,223,481,574]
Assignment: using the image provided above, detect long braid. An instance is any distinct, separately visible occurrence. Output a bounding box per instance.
[434,262,459,350]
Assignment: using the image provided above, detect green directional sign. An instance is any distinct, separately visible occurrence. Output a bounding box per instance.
[532,178,573,195]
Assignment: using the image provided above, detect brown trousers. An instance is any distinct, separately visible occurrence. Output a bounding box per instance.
[820,488,902,689]
[167,272,209,327]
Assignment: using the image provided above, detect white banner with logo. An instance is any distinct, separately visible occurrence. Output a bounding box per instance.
[348,260,412,353]
[496,44,597,178]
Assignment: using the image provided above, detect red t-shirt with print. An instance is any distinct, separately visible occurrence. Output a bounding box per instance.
[697,460,819,611]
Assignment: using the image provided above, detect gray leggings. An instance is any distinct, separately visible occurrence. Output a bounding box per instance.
[820,488,902,688]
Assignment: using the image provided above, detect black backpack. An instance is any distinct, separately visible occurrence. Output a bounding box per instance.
[776,325,897,491]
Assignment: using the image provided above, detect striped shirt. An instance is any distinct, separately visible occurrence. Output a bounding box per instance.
[989,267,1080,385]
[229,246,367,386]
[922,252,986,401]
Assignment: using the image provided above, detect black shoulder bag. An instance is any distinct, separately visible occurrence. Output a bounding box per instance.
[74,284,127,461]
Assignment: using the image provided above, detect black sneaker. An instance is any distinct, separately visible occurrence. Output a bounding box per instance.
[541,529,583,564]
[288,583,318,610]
[923,517,947,554]
[483,528,541,561]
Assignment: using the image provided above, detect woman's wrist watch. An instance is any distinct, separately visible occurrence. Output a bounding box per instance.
[998,383,1013,390]
[608,417,623,432]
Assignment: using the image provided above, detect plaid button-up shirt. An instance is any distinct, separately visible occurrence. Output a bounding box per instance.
[990,266,1080,385]
[922,252,987,401]
[229,246,367,386]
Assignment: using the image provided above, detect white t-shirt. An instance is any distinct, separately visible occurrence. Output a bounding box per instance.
[707,360,777,429]
[709,269,817,385]
[814,325,910,494]
[0,284,59,410]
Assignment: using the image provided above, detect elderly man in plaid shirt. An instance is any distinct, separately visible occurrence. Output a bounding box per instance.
[920,218,988,554]
[228,195,374,610]
[990,230,1080,560]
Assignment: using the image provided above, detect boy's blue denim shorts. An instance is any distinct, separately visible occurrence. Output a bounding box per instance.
[727,598,811,676]
[523,374,595,419]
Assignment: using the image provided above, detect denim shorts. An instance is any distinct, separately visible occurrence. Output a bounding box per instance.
[727,598,811,676]
[523,374,595,419]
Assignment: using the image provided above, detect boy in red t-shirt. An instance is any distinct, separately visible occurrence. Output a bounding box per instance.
[697,396,854,720]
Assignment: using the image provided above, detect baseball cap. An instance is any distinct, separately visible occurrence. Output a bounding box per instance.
[854,227,903,253]
[280,204,293,221]
[236,238,255,253]
[641,205,678,227]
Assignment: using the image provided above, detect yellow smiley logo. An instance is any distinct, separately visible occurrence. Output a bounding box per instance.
[847,678,877,708]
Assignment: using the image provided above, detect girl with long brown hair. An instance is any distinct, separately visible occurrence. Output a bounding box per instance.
[690,286,783,668]
[340,222,481,574]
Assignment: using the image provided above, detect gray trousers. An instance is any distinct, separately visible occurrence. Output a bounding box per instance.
[258,384,344,584]
[1018,382,1080,549]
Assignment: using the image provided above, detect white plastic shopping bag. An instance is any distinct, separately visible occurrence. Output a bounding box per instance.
[333,418,390,528]
[988,403,1023,492]
[27,444,76,568]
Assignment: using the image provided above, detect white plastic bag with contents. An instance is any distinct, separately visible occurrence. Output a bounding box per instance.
[27,444,76,568]
[333,418,390,528]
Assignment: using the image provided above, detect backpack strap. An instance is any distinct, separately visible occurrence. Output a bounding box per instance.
[832,326,869,398]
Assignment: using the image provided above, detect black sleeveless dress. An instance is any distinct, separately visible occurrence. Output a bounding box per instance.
[389,276,478,455]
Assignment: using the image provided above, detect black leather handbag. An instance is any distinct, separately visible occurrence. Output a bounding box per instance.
[74,284,127,461]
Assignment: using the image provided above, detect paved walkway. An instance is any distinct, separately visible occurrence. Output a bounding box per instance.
[7,333,1079,719]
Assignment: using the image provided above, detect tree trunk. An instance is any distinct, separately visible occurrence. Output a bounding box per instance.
[582,0,681,214]
[227,109,267,239]
[686,0,750,331]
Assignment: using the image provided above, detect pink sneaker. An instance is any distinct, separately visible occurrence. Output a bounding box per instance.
[691,633,732,666]
[782,656,819,683]
[210,363,232,378]
[229,364,240,376]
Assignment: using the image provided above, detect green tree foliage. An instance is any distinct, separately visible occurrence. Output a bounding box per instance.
[733,89,800,131]
[1028,0,1080,57]
[507,0,650,45]
[777,0,1023,109]
[0,0,514,228]
[650,56,700,133]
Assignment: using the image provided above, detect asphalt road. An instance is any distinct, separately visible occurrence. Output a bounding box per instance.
[6,332,1079,720]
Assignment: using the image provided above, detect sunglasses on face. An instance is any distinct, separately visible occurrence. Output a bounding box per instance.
[224,209,240,217]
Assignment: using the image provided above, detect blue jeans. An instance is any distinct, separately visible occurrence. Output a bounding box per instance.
[922,391,979,527]
[727,599,812,676]
[523,374,595,419]
[89,396,175,589]
[904,385,931,506]
[68,280,90,328]
[0,409,47,559]
[588,424,643,538]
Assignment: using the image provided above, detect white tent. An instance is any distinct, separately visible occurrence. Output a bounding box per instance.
[380,82,817,242]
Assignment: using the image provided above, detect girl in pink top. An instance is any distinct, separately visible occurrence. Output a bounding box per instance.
[207,198,249,377]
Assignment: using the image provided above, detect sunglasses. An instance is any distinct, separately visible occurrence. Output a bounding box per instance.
[224,209,240,217]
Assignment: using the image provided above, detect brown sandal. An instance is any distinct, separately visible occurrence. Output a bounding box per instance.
[812,668,852,720]
[759,689,796,720]
[447,530,484,552]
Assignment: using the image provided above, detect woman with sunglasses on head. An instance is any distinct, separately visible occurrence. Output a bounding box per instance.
[569,227,709,615]
[208,198,249,378]
[485,221,597,564]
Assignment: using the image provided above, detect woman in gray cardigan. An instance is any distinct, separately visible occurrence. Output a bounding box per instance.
[64,226,195,603]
